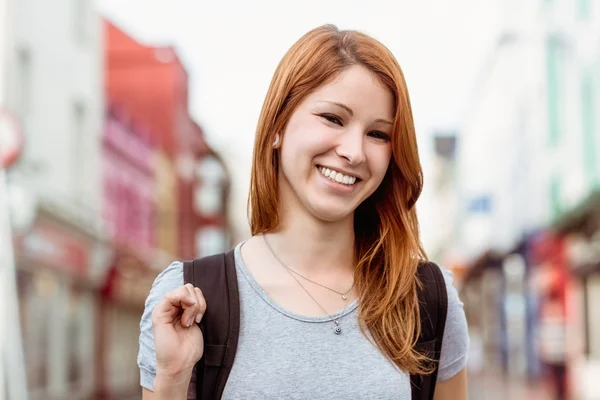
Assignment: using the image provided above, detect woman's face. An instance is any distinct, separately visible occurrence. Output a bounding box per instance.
[278,65,394,223]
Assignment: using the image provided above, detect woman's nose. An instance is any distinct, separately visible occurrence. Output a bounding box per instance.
[335,130,366,166]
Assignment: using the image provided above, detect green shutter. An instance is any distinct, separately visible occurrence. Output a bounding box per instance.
[578,0,590,19]
[581,71,597,186]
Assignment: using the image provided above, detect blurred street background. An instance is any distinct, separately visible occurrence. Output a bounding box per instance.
[0,0,599,399]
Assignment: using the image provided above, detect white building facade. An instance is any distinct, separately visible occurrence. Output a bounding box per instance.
[451,0,600,260]
[2,0,106,399]
[449,0,600,397]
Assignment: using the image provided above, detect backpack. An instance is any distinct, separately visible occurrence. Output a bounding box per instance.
[183,249,448,400]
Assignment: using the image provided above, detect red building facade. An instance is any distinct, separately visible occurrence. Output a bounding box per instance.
[104,21,229,262]
[102,104,156,253]
[97,103,159,399]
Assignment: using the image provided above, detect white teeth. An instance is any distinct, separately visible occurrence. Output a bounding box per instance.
[318,167,357,186]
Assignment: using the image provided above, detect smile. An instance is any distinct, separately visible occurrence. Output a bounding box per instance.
[317,166,358,186]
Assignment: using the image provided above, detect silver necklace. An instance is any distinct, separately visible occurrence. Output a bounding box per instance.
[263,234,352,335]
[262,234,354,300]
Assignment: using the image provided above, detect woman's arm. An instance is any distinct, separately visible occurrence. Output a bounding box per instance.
[138,262,202,399]
[434,367,468,400]
[142,371,192,400]
[434,265,470,399]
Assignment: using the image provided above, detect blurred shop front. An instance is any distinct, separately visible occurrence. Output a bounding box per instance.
[13,202,158,400]
[550,191,600,400]
[462,190,600,400]
[97,247,155,400]
[461,242,540,381]
[13,203,108,400]
[95,102,159,399]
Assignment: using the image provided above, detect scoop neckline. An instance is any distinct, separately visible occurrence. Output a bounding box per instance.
[234,241,359,324]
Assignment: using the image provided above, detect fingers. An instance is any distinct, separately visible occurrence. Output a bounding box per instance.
[153,285,206,328]
[180,284,206,327]
[194,288,204,323]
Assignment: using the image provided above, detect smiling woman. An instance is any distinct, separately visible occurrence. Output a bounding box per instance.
[138,24,469,400]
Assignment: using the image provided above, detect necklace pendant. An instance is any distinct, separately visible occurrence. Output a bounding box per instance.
[342,295,347,300]
[334,326,342,335]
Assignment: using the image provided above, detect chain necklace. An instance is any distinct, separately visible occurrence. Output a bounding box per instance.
[262,234,354,300]
[263,234,352,335]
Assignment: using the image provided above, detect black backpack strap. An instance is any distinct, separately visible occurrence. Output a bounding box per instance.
[410,261,449,400]
[183,249,239,400]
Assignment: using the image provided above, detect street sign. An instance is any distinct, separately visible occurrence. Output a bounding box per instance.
[0,107,24,169]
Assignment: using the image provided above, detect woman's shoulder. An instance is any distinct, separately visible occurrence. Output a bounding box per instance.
[140,261,185,318]
[138,261,185,390]
[427,262,466,318]
[147,261,185,301]
[436,264,460,298]
[431,262,470,380]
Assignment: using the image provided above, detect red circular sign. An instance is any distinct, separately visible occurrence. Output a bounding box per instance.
[0,107,24,168]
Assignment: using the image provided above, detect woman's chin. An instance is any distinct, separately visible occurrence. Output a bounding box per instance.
[307,201,356,223]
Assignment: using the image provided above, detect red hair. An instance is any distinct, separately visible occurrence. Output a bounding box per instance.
[248,24,431,374]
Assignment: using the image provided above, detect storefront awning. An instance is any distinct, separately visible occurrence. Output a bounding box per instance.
[552,190,600,238]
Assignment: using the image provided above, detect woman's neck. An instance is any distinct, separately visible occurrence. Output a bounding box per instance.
[266,203,356,277]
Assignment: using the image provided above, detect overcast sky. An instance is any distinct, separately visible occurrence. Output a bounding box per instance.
[97,0,501,241]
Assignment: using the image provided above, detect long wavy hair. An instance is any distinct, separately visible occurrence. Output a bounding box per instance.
[248,24,431,374]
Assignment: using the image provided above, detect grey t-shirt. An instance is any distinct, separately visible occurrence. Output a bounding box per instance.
[138,243,469,399]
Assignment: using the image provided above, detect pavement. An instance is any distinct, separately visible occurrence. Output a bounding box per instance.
[468,372,554,400]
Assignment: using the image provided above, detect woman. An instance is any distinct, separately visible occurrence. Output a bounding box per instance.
[138,24,469,399]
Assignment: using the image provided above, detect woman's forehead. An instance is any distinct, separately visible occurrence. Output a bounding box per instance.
[302,66,395,120]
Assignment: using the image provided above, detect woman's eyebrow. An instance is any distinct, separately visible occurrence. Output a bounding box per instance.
[318,101,354,115]
[317,101,392,126]
[374,118,393,126]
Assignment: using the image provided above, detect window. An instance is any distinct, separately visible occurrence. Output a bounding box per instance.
[546,37,564,147]
[16,48,31,115]
[18,270,58,391]
[196,156,225,184]
[581,71,597,186]
[195,227,226,257]
[72,101,86,195]
[73,0,88,44]
[195,156,226,216]
[194,184,223,215]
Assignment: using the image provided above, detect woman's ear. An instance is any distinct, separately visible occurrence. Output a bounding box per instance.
[272,134,281,148]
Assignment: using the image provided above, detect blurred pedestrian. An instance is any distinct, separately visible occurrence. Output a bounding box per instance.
[537,290,568,400]
[138,24,469,400]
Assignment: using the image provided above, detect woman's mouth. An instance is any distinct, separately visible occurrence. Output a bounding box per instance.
[317,166,358,186]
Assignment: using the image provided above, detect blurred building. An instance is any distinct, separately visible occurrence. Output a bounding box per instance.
[426,133,460,263]
[97,103,159,399]
[0,2,231,399]
[104,20,231,262]
[454,0,600,258]
[2,0,108,399]
[545,192,600,399]
[455,0,600,398]
[101,19,232,398]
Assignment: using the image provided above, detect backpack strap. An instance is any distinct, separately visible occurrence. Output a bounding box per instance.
[410,261,449,400]
[183,249,239,400]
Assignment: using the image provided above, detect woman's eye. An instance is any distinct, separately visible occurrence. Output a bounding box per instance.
[320,114,343,126]
[369,131,390,141]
